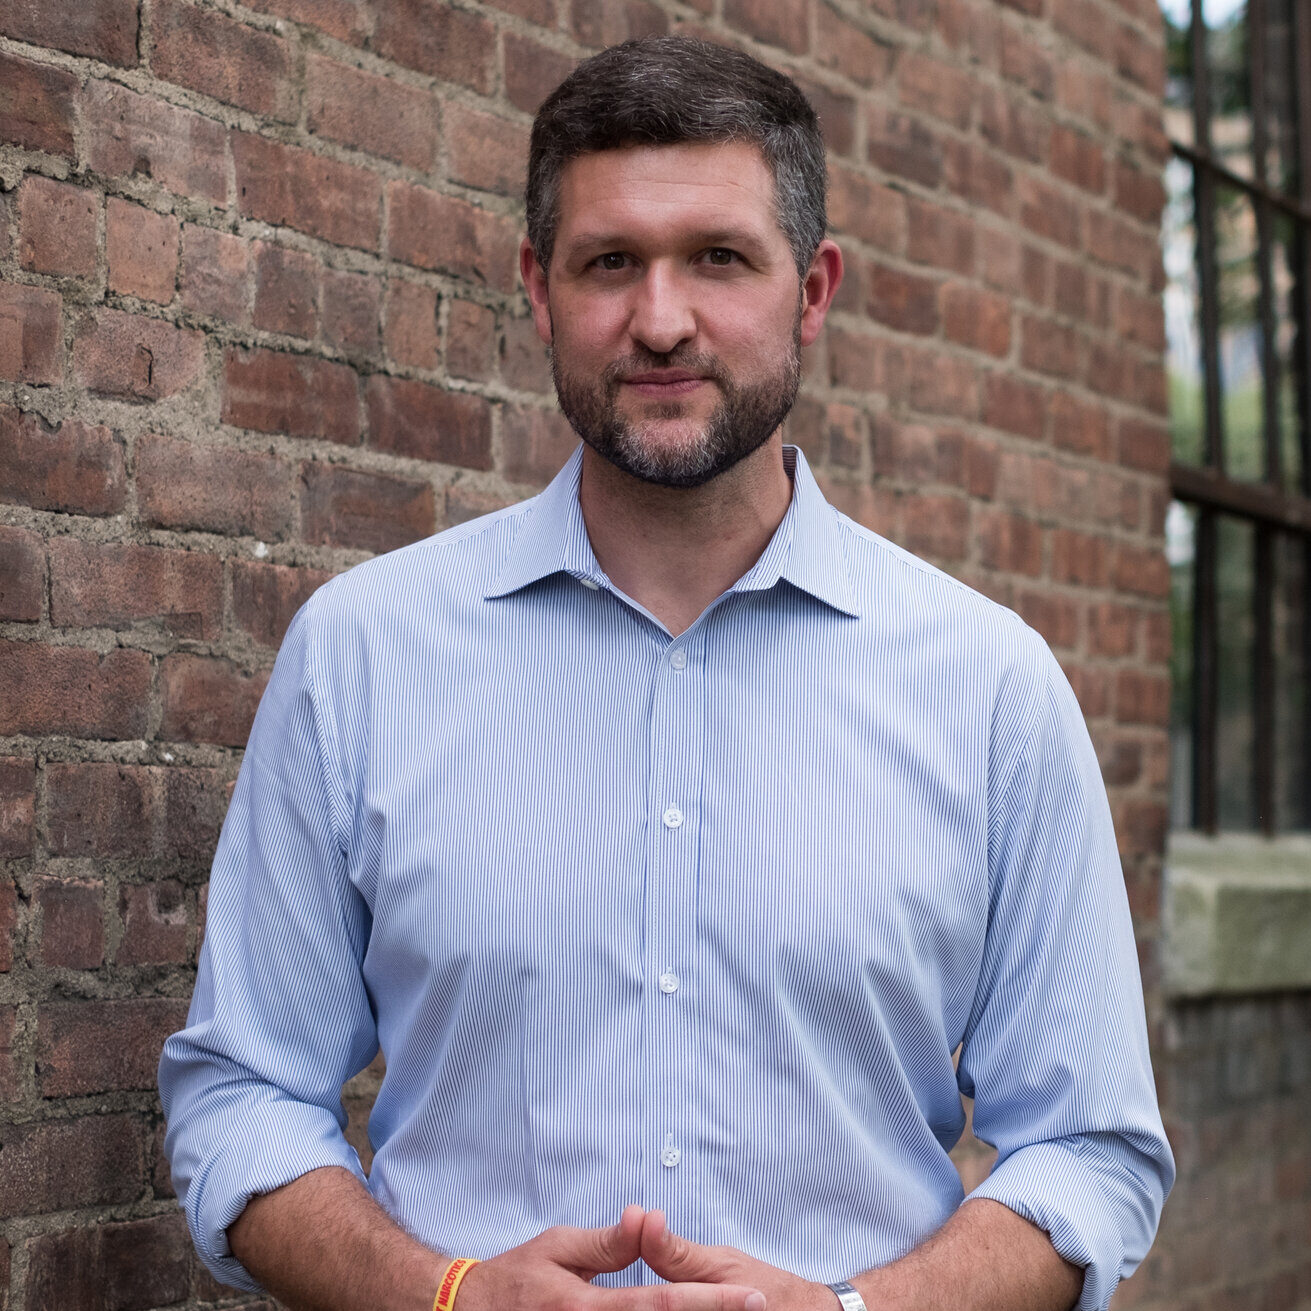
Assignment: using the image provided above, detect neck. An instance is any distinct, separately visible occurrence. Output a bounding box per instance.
[577,434,794,637]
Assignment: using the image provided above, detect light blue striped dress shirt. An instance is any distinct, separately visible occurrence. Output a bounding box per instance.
[159,443,1173,1310]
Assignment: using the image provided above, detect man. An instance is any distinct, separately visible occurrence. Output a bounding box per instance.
[160,36,1173,1311]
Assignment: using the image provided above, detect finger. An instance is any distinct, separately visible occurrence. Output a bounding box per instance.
[639,1211,727,1284]
[546,1207,646,1275]
[599,1281,766,1311]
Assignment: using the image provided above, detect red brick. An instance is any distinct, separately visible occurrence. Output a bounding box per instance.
[942,138,1015,217]
[897,50,974,129]
[501,405,578,487]
[815,5,893,86]
[245,0,369,43]
[160,656,269,747]
[1118,416,1170,475]
[1050,389,1110,458]
[49,539,223,640]
[0,1006,17,1102]
[871,418,940,485]
[1116,285,1166,352]
[1114,160,1167,226]
[0,192,10,262]
[1051,528,1111,588]
[180,224,250,323]
[1020,243,1052,306]
[0,1115,144,1216]
[866,263,940,335]
[34,878,105,969]
[106,200,180,305]
[1115,19,1164,96]
[300,462,437,554]
[504,32,576,114]
[1000,20,1053,100]
[17,177,99,278]
[0,760,36,861]
[162,767,231,863]
[222,347,360,443]
[24,1213,192,1311]
[1098,736,1143,787]
[500,315,551,392]
[567,0,666,43]
[828,166,906,253]
[447,300,496,382]
[73,309,205,401]
[232,561,334,649]
[795,75,857,157]
[906,197,974,275]
[1020,314,1081,379]
[866,101,943,188]
[0,284,63,386]
[1116,668,1169,726]
[387,183,519,293]
[0,527,44,623]
[979,86,1048,164]
[1016,590,1079,650]
[1017,174,1081,250]
[1087,208,1158,279]
[1113,542,1169,599]
[908,347,979,420]
[1055,62,1113,134]
[1143,609,1170,663]
[0,408,125,516]
[151,0,294,120]
[0,0,138,64]
[941,284,1012,357]
[234,132,381,252]
[0,884,13,973]
[1050,124,1107,195]
[306,55,440,171]
[253,241,320,339]
[373,0,496,92]
[137,433,295,540]
[446,103,529,198]
[902,493,970,562]
[444,483,514,527]
[0,52,77,155]
[723,0,808,52]
[384,281,440,370]
[84,80,228,205]
[323,270,381,356]
[1053,260,1110,326]
[965,436,999,498]
[1088,600,1137,658]
[117,881,188,966]
[38,998,190,1097]
[979,508,1043,575]
[46,763,153,859]
[0,641,150,739]
[1051,0,1115,60]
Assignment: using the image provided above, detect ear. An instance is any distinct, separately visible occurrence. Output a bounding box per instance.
[520,238,553,346]
[798,238,844,348]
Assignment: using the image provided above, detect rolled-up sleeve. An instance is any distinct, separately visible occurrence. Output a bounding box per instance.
[158,595,377,1292]
[959,643,1175,1311]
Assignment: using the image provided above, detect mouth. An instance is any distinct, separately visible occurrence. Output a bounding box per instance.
[620,372,711,398]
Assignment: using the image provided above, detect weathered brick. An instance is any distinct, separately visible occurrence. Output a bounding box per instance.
[814,5,893,86]
[1118,416,1170,475]
[0,52,77,155]
[1016,589,1079,650]
[1116,284,1166,352]
[0,1115,144,1216]
[73,309,205,401]
[906,197,975,275]
[0,881,14,973]
[907,346,979,420]
[0,527,44,622]
[180,224,251,323]
[941,284,1012,357]
[366,376,493,469]
[222,347,360,443]
[1114,159,1167,226]
[136,433,295,540]
[84,80,228,205]
[0,760,36,861]
[897,50,975,129]
[500,315,551,392]
[306,55,440,170]
[1051,528,1111,588]
[373,0,496,92]
[0,641,150,739]
[1087,208,1159,280]
[322,270,381,356]
[300,463,436,554]
[161,767,230,863]
[501,405,579,488]
[871,417,938,485]
[504,32,576,114]
[1116,668,1170,727]
[384,281,440,370]
[446,300,496,382]
[253,241,321,340]
[1089,600,1137,658]
[1051,124,1107,194]
[234,132,381,252]
[1113,542,1170,599]
[245,0,369,43]
[979,85,1048,164]
[979,508,1043,576]
[17,177,99,278]
[49,539,222,640]
[999,18,1053,100]
[117,881,188,966]
[447,482,515,526]
[387,183,519,292]
[39,998,190,1097]
[24,1213,192,1311]
[151,0,295,121]
[106,199,179,305]
[0,1006,17,1102]
[232,561,334,649]
[866,263,940,335]
[902,493,970,562]
[0,408,125,515]
[866,102,943,188]
[446,103,529,197]
[942,138,1015,218]
[33,878,105,970]
[723,0,807,52]
[0,284,63,386]
[0,0,138,65]
[1050,389,1111,459]
[828,166,906,253]
[793,74,857,158]
[160,656,269,747]
[46,763,152,859]
[1020,314,1081,379]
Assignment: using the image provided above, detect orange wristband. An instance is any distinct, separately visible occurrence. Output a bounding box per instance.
[432,1257,480,1311]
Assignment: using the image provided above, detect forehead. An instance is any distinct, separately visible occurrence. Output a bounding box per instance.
[554,141,781,248]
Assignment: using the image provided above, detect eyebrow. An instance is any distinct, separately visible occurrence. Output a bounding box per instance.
[565,228,772,259]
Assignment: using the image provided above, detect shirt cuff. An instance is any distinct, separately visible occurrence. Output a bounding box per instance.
[965,1135,1163,1311]
[182,1095,369,1292]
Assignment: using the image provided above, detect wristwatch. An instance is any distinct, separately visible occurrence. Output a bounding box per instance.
[826,1281,868,1311]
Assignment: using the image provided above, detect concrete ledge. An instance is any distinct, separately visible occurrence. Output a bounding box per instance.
[1163,835,1311,997]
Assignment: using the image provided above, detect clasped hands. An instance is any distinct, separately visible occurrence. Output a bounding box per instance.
[454,1203,836,1311]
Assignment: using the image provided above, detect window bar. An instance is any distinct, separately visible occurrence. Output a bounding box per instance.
[1193,508,1219,832]
[1253,525,1275,833]
[1295,0,1311,493]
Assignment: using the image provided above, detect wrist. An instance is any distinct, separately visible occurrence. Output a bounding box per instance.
[826,1279,869,1311]
[432,1256,481,1311]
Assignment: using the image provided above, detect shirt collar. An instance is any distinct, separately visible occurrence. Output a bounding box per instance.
[484,442,859,618]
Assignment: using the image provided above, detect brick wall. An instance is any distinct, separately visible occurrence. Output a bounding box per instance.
[0,1,1269,1308]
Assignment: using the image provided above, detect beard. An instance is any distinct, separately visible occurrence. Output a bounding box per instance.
[550,312,803,490]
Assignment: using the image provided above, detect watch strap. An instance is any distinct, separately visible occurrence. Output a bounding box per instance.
[827,1281,868,1311]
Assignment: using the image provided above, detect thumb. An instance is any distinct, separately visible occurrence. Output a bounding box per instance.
[549,1205,645,1276]
[640,1211,723,1282]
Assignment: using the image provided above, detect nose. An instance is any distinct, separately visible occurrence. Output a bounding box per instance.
[628,263,696,356]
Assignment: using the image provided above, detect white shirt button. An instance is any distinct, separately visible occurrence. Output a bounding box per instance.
[580,577,600,590]
[662,806,683,829]
[659,971,680,994]
[670,648,687,670]
[661,1144,681,1168]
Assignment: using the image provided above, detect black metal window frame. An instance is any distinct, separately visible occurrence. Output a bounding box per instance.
[1169,0,1311,834]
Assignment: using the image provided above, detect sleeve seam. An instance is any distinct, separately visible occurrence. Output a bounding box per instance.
[301,592,351,859]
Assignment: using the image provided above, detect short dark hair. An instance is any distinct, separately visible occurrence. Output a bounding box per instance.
[526,36,827,277]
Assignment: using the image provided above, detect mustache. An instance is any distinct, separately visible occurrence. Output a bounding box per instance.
[603,351,727,387]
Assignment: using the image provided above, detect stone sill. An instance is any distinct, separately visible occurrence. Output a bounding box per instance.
[1163,833,1311,997]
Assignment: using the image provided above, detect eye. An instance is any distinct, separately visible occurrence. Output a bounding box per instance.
[703,248,739,266]
[593,252,629,271]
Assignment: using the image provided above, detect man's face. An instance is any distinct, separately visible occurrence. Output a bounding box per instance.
[522,141,832,488]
